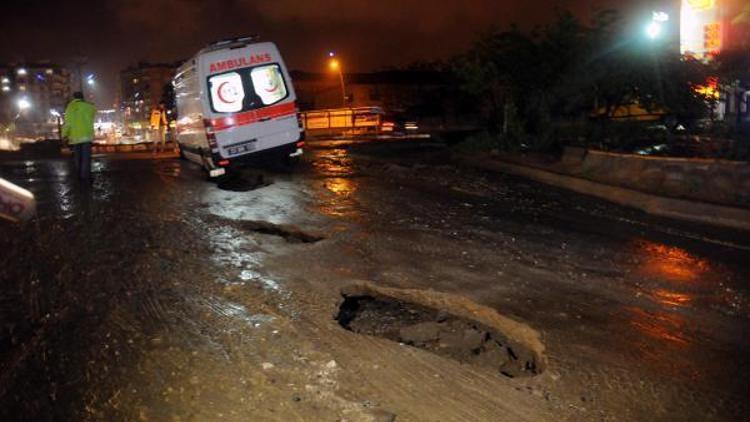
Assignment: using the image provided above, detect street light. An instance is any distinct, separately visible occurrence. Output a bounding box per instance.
[646,22,662,39]
[646,11,669,40]
[17,98,31,111]
[327,52,347,107]
[86,74,95,86]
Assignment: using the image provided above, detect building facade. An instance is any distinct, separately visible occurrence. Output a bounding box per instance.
[681,0,749,59]
[0,63,73,126]
[680,0,750,122]
[119,62,177,126]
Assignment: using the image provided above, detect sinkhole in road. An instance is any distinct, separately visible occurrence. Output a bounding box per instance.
[240,220,325,244]
[336,284,545,378]
[216,172,270,192]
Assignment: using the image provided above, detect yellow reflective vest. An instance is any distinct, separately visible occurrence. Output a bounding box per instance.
[150,109,167,129]
[62,99,96,144]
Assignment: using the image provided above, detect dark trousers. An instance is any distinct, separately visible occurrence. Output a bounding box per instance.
[72,142,92,181]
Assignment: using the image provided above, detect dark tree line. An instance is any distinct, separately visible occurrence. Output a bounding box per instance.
[451,10,742,153]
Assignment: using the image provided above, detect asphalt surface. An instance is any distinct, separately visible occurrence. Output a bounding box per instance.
[0,139,748,421]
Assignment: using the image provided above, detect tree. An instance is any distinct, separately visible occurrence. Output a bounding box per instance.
[454,9,712,152]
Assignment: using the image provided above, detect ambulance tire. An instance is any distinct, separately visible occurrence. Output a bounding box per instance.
[200,150,215,179]
[281,154,300,171]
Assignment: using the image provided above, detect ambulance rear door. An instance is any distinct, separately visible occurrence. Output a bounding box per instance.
[200,42,300,160]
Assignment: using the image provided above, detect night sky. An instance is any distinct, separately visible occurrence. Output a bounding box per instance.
[1,0,670,106]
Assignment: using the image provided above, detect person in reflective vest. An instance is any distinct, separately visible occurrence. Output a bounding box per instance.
[150,103,168,153]
[62,92,96,182]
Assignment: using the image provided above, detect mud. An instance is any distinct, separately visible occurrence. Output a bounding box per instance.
[0,139,748,421]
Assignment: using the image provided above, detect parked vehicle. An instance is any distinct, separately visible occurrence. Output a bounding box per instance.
[174,36,304,177]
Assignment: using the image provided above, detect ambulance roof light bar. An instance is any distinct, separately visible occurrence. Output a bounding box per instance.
[208,35,260,49]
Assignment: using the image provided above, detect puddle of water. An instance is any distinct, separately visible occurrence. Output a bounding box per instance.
[154,161,182,178]
[207,225,262,268]
[617,305,707,381]
[609,240,747,381]
[203,182,301,224]
[308,147,363,220]
[312,148,355,177]
[625,306,691,346]
[239,269,281,291]
[649,289,692,308]
[625,240,745,315]
[318,177,361,219]
[207,225,287,294]
[635,240,710,283]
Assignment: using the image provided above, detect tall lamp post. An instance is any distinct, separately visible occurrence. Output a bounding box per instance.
[328,52,347,107]
[50,110,62,140]
[645,11,669,107]
[13,97,31,140]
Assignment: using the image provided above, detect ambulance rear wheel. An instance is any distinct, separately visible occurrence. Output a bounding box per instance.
[281,154,300,171]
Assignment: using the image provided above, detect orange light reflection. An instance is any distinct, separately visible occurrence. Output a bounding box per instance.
[318,177,360,218]
[626,306,690,346]
[651,289,692,308]
[636,241,710,283]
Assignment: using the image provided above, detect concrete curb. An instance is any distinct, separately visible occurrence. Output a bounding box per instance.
[459,156,750,232]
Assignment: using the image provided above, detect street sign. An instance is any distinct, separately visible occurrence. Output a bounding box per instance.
[0,178,36,223]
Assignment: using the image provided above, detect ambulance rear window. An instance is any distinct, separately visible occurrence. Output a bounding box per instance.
[208,64,289,114]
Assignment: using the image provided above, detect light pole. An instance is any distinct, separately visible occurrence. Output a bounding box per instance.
[645,11,669,107]
[73,56,88,93]
[50,109,62,140]
[328,52,347,107]
[13,97,31,139]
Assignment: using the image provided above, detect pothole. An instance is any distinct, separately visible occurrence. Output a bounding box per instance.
[336,282,546,378]
[240,220,325,244]
[216,173,270,192]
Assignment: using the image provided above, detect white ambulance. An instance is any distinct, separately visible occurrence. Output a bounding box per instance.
[173,36,304,177]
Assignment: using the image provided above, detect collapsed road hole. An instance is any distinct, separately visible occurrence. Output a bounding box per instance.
[336,289,545,378]
[216,173,270,192]
[240,220,325,244]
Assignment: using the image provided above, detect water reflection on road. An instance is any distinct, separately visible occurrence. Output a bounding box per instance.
[309,147,363,220]
[636,240,711,283]
[614,239,743,382]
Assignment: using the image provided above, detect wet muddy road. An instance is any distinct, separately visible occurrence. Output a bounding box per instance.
[0,140,748,421]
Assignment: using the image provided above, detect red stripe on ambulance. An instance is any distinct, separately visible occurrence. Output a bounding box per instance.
[211,102,297,132]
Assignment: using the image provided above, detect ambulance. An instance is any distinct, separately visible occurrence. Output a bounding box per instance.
[173,36,304,177]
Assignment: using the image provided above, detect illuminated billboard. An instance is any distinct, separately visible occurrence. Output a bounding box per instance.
[680,0,721,59]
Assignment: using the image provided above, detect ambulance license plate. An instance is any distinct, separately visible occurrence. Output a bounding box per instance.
[225,140,257,156]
